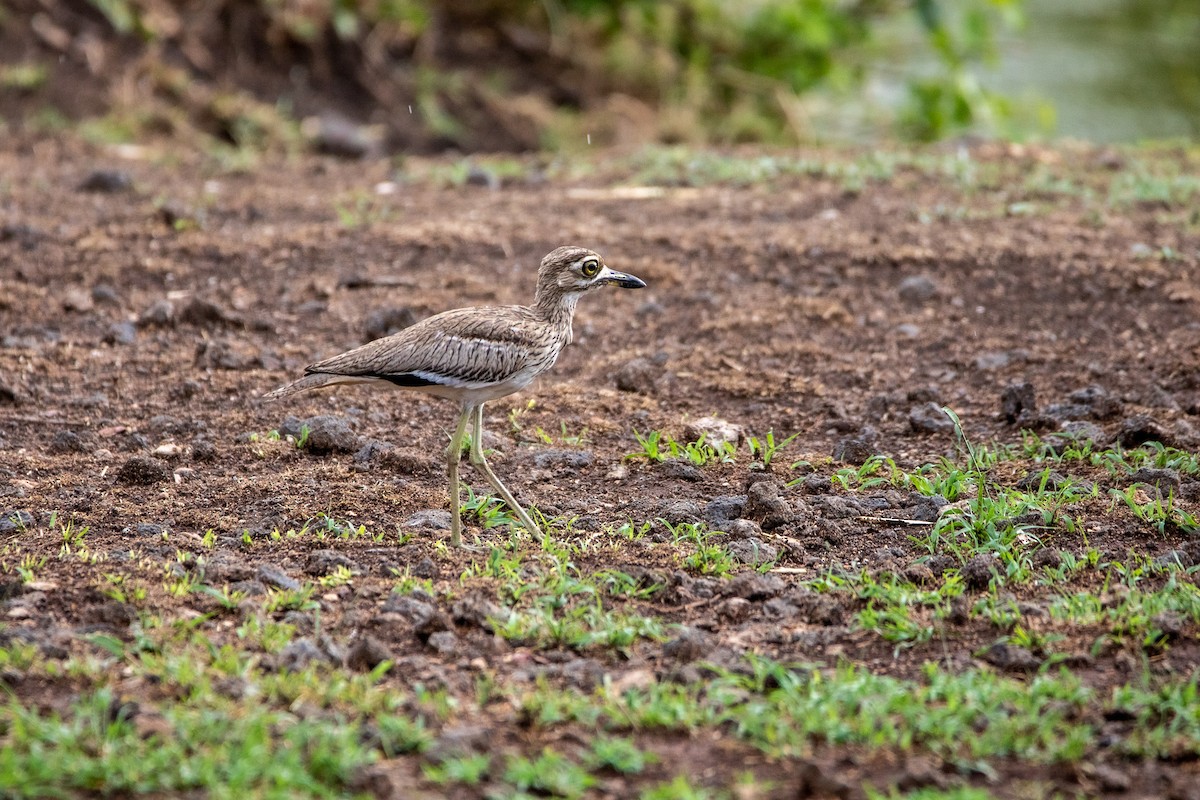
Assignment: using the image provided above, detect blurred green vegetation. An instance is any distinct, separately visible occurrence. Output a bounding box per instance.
[3,0,1039,150]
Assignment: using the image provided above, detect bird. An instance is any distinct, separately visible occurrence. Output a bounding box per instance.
[262,246,647,548]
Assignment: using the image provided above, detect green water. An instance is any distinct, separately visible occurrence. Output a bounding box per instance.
[995,0,1200,141]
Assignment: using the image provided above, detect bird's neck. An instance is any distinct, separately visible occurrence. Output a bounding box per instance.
[533,288,580,345]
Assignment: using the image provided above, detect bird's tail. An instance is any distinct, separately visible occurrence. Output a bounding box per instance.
[261,372,373,401]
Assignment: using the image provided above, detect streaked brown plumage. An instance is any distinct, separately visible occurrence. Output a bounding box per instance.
[263,246,646,547]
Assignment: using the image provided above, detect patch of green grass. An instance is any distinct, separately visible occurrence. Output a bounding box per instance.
[422,753,491,785]
[585,735,653,774]
[627,429,736,467]
[504,747,596,798]
[495,597,668,650]
[517,655,1117,765]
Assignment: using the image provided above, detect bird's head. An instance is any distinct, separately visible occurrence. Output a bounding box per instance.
[537,246,647,301]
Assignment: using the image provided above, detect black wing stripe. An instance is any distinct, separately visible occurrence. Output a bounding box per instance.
[376,373,442,388]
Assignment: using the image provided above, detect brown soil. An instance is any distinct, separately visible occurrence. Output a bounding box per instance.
[2,134,1200,798]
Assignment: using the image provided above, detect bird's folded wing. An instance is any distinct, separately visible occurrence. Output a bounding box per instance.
[304,307,542,387]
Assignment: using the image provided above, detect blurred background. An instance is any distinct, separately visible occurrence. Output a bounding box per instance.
[0,0,1196,154]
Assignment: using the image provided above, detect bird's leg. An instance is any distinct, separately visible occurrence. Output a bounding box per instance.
[469,403,547,543]
[445,404,472,548]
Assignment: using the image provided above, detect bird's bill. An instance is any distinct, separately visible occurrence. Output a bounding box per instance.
[596,266,647,289]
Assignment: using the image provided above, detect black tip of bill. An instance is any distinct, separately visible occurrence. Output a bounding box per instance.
[606,271,647,289]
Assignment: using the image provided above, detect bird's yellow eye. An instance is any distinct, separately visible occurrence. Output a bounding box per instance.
[580,258,601,278]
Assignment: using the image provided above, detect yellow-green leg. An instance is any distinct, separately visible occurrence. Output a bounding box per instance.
[469,404,547,543]
[445,405,472,548]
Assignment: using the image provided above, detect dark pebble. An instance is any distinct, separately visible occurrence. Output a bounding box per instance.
[704,495,747,528]
[908,402,954,434]
[257,564,300,591]
[115,456,171,486]
[346,635,391,672]
[102,321,137,345]
[362,307,417,342]
[1001,381,1037,424]
[897,274,938,303]
[960,554,999,589]
[304,550,360,576]
[662,627,711,663]
[659,459,703,482]
[48,430,88,454]
[282,414,358,454]
[78,169,132,193]
[533,449,594,470]
[832,426,878,464]
[137,299,176,328]
[614,357,660,394]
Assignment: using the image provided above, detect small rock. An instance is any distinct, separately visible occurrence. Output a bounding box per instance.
[115,456,171,486]
[973,351,1012,371]
[102,321,137,345]
[832,426,878,464]
[1001,382,1037,424]
[304,550,360,576]
[153,442,183,459]
[721,520,761,541]
[346,635,391,672]
[191,439,217,462]
[451,594,509,630]
[137,299,176,328]
[1152,611,1185,640]
[683,416,743,450]
[127,522,165,538]
[1132,468,1184,493]
[410,557,439,579]
[727,538,778,566]
[532,449,593,470]
[1088,764,1132,793]
[425,725,490,763]
[194,339,266,371]
[562,658,605,690]
[282,414,359,454]
[302,114,381,159]
[62,287,94,313]
[704,495,746,528]
[1154,550,1193,570]
[659,458,703,482]
[427,630,459,655]
[715,597,752,622]
[1032,549,1063,569]
[178,297,236,328]
[614,357,659,394]
[353,438,395,469]
[658,499,701,525]
[980,642,1041,672]
[908,403,954,434]
[383,595,436,625]
[743,480,791,529]
[723,572,784,600]
[257,564,300,591]
[798,759,853,799]
[48,430,88,454]
[661,627,711,663]
[362,307,418,342]
[465,165,499,189]
[92,284,121,306]
[404,509,450,530]
[1116,415,1177,448]
[78,169,133,193]
[1069,385,1122,419]
[276,638,341,671]
[897,274,938,303]
[961,554,999,589]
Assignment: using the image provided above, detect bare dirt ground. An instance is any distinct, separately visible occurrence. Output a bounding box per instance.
[2,134,1200,798]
